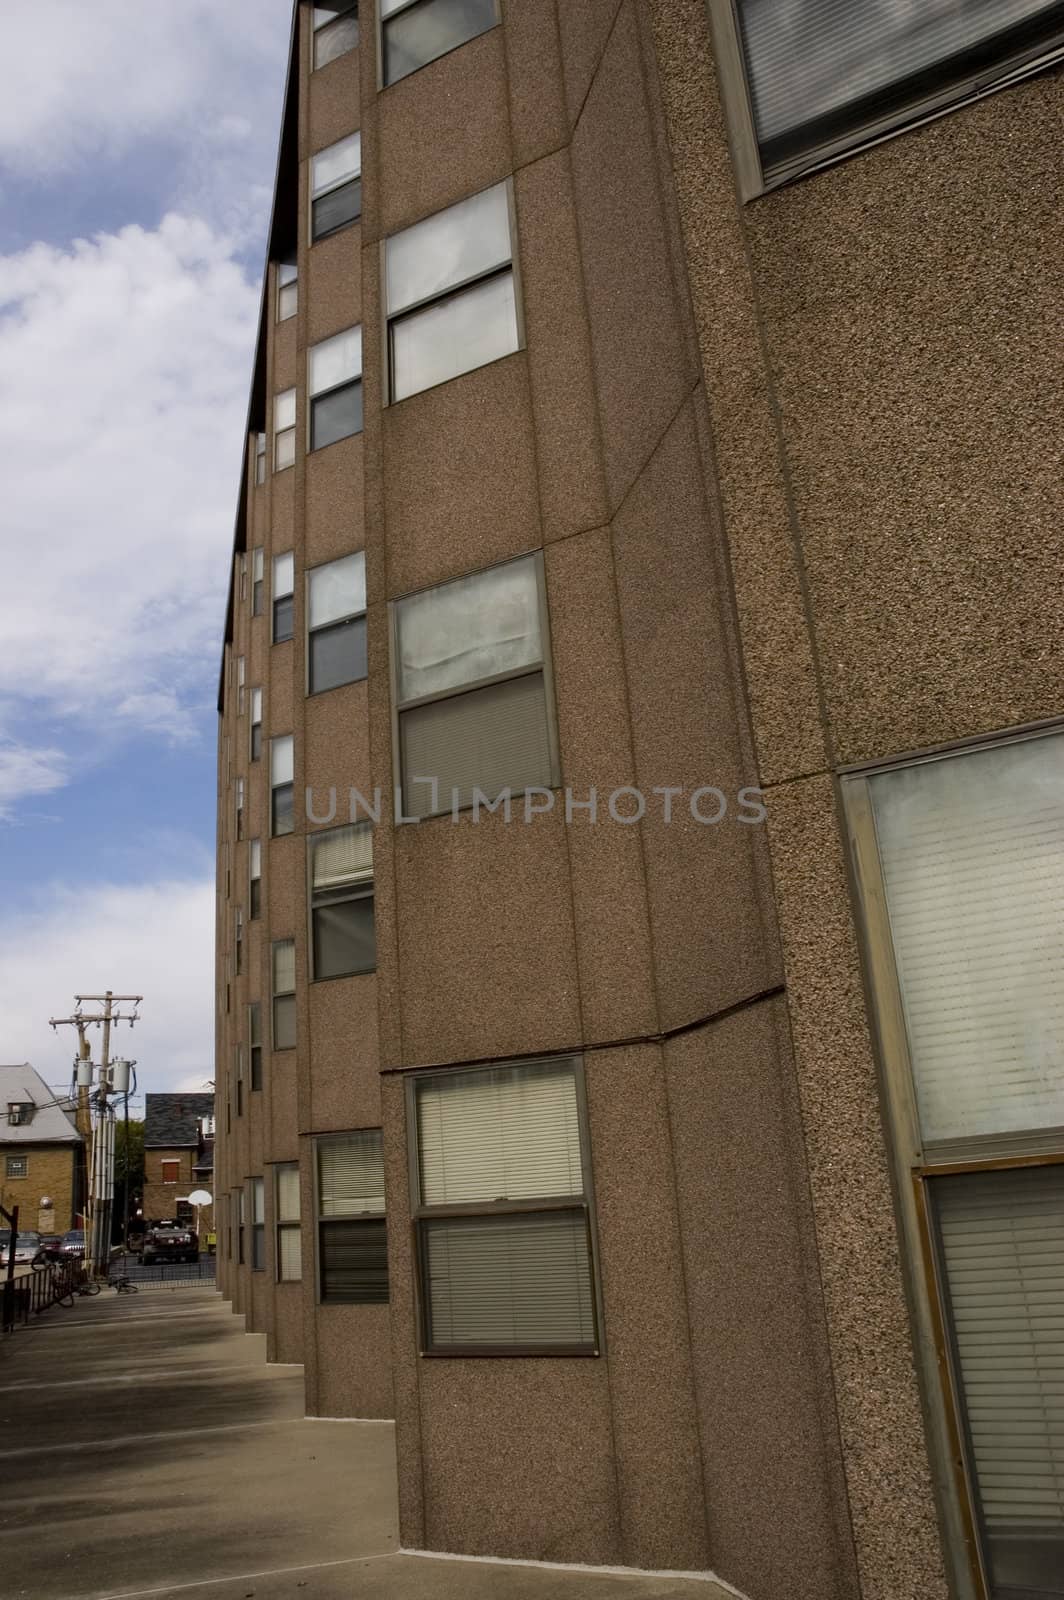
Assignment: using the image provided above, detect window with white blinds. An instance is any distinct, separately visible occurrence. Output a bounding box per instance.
[316,1132,388,1304]
[869,732,1064,1147]
[392,553,556,820]
[716,0,1064,189]
[934,1166,1064,1596]
[276,1163,301,1283]
[412,1058,599,1353]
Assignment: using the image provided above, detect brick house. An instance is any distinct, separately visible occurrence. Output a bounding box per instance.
[142,1093,215,1234]
[0,1063,85,1234]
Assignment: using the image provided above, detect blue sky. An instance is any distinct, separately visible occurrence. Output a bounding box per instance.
[0,1,292,1099]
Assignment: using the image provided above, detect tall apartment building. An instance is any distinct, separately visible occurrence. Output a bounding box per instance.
[214,5,1063,1597]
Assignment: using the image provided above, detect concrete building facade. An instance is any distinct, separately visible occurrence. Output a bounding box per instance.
[214,5,1064,1597]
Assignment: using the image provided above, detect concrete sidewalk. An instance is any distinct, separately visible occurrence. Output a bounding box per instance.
[0,1287,735,1600]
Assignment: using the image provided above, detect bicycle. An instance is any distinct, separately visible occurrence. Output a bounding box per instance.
[56,1277,102,1308]
[110,1275,138,1294]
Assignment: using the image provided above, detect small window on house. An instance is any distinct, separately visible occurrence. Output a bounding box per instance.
[270,735,294,836]
[381,0,497,86]
[316,1131,388,1303]
[384,180,518,402]
[161,1159,180,1185]
[273,553,295,643]
[254,432,266,486]
[235,777,245,841]
[277,256,298,322]
[309,823,375,980]
[314,2,359,67]
[234,905,244,976]
[392,552,556,819]
[308,551,367,693]
[251,547,265,615]
[311,133,361,242]
[249,1001,263,1090]
[272,939,296,1050]
[250,1177,265,1270]
[6,1102,33,1127]
[274,388,296,471]
[707,0,1064,198]
[250,687,263,761]
[309,327,363,451]
[276,1163,302,1280]
[249,837,262,920]
[411,1057,599,1353]
[5,1155,27,1178]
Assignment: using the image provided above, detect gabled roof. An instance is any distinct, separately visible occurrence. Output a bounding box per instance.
[0,1063,81,1145]
[144,1093,215,1149]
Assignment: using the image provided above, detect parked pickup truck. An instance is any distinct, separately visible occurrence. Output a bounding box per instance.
[141,1225,199,1265]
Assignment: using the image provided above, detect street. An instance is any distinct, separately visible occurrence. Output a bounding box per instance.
[0,1286,735,1600]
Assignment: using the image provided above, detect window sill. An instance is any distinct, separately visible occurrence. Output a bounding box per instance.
[311,966,377,983]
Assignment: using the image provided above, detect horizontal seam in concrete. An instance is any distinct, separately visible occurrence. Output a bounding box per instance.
[14,1310,234,1331]
[302,1414,396,1423]
[0,1362,276,1393]
[399,1548,749,1595]
[0,1416,300,1461]
[93,1551,397,1600]
[380,984,785,1077]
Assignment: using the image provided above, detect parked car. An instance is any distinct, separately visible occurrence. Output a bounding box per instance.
[59,1230,86,1258]
[141,1226,199,1265]
[11,1232,46,1267]
[39,1234,65,1261]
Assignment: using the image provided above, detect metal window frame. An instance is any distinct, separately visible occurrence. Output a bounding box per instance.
[6,1154,28,1178]
[250,687,263,762]
[249,837,262,921]
[250,1177,266,1271]
[274,1161,302,1282]
[234,905,244,976]
[313,1,360,69]
[313,1129,388,1305]
[405,1053,604,1358]
[276,256,298,323]
[704,0,1064,202]
[309,133,362,243]
[307,331,364,453]
[249,1001,263,1091]
[376,0,501,92]
[306,822,376,982]
[251,547,265,615]
[839,719,1064,1600]
[273,388,297,472]
[271,938,297,1053]
[254,433,267,487]
[269,734,295,839]
[388,548,562,823]
[272,554,295,644]
[379,176,525,407]
[305,551,368,696]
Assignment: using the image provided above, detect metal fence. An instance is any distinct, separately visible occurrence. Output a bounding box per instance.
[111,1252,216,1286]
[1,1259,80,1334]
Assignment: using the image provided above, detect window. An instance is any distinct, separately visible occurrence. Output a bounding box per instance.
[392,552,557,819]
[254,432,266,486]
[309,327,363,451]
[314,1,359,67]
[708,0,1064,198]
[309,824,375,980]
[273,553,294,643]
[270,735,294,836]
[843,727,1064,1600]
[235,777,245,841]
[316,1131,388,1303]
[274,388,296,471]
[381,0,497,86]
[410,1057,599,1353]
[250,687,263,761]
[384,180,518,402]
[272,939,296,1050]
[234,905,244,976]
[310,133,361,241]
[236,656,246,715]
[277,256,297,322]
[308,551,367,693]
[239,553,248,603]
[5,1155,27,1179]
[6,1102,33,1127]
[252,547,264,616]
[276,1164,301,1281]
[249,1001,263,1090]
[237,1186,246,1264]
[250,1178,265,1270]
[161,1159,179,1185]
[249,837,262,920]
[235,1043,244,1117]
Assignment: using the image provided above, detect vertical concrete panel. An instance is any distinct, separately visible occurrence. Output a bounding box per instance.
[500,0,567,167]
[557,0,624,126]
[315,1304,395,1418]
[381,1072,426,1547]
[307,975,381,1132]
[765,775,949,1600]
[304,435,364,570]
[545,529,657,1042]
[585,1046,711,1571]
[665,1003,860,1600]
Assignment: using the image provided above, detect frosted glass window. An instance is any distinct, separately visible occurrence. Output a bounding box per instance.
[277,257,297,322]
[391,271,517,403]
[308,553,367,693]
[311,133,361,240]
[314,2,359,67]
[309,823,375,979]
[272,939,296,1050]
[308,328,363,450]
[731,0,1064,179]
[870,733,1064,1144]
[386,182,510,316]
[382,0,497,87]
[272,553,294,644]
[309,327,361,396]
[308,552,365,630]
[396,554,539,702]
[276,1163,301,1281]
[274,388,296,470]
[270,734,294,837]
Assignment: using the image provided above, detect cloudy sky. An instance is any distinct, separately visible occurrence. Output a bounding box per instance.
[0,1,292,1100]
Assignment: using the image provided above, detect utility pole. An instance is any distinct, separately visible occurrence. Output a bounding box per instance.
[51,993,142,1279]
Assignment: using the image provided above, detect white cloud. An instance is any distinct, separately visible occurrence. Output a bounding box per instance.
[0,739,69,817]
[0,1,291,241]
[0,214,259,743]
[0,876,215,1097]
